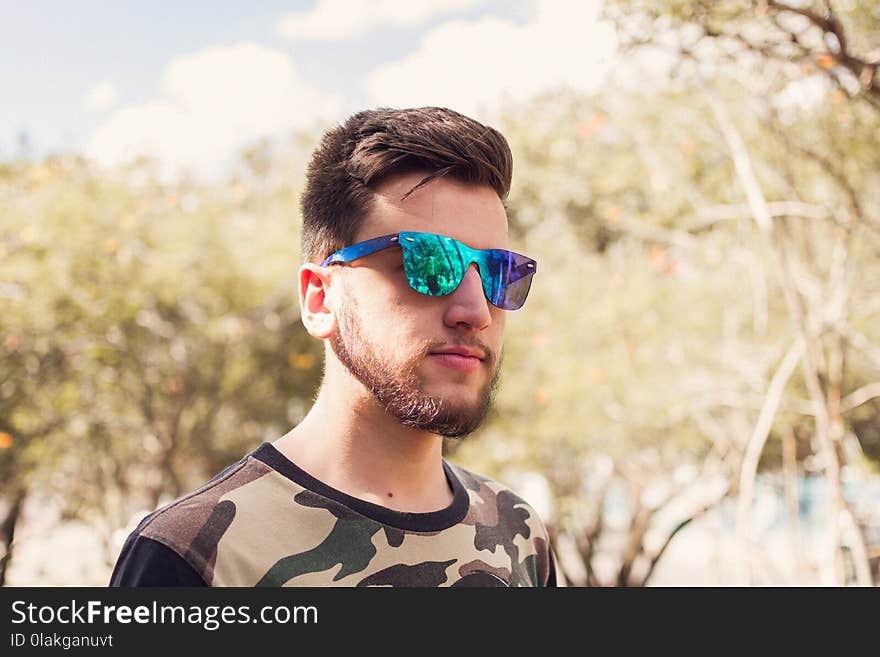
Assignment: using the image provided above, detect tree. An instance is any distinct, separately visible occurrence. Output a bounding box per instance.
[0,152,323,582]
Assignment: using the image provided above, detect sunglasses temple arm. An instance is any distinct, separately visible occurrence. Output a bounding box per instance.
[320,234,401,266]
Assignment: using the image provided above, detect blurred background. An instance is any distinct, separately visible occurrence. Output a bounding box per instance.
[2,0,879,586]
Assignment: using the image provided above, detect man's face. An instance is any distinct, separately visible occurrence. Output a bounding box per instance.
[328,172,509,438]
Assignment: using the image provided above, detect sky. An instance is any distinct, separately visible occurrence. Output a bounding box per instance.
[2,0,619,178]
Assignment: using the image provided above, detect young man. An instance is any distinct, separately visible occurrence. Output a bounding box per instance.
[110,107,557,587]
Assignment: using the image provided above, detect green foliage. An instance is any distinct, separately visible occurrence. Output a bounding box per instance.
[1,156,321,533]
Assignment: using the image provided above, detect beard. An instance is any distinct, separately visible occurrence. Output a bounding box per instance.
[329,300,502,438]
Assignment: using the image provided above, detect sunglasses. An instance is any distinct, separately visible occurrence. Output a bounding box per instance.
[320,231,537,310]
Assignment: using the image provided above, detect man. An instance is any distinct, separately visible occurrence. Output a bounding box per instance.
[110,107,557,587]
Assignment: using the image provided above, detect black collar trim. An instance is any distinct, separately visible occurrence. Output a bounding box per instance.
[251,442,469,532]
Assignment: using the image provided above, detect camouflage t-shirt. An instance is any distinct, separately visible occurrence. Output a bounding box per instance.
[111,442,557,587]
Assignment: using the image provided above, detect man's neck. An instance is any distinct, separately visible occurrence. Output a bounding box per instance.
[271,382,453,514]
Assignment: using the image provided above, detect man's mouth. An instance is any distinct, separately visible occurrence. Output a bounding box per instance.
[428,348,485,372]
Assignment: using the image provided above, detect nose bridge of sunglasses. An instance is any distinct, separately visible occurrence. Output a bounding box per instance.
[449,247,492,296]
[461,260,484,285]
[451,241,485,280]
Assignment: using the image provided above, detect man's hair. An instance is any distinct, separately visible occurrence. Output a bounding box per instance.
[300,107,513,263]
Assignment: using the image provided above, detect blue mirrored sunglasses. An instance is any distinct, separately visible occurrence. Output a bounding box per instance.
[320,231,537,310]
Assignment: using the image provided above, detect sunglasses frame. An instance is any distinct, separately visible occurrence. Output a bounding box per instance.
[320,231,537,310]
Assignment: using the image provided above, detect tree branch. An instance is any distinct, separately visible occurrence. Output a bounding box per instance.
[735,337,805,584]
[840,382,880,413]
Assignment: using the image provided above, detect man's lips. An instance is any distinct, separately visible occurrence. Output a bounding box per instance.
[429,347,486,360]
[428,349,486,372]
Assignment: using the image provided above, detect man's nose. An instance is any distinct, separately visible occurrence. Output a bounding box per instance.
[443,263,492,330]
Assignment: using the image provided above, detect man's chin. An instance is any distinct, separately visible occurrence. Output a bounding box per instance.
[406,409,487,438]
[421,382,486,409]
[424,394,492,435]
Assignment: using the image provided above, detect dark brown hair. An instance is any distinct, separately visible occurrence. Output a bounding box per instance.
[300,107,513,263]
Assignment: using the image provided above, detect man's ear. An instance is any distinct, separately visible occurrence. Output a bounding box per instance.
[299,263,338,339]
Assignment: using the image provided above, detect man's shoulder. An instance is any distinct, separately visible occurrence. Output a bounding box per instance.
[446,461,558,586]
[128,451,274,566]
[446,461,551,537]
[446,460,538,507]
[112,450,277,586]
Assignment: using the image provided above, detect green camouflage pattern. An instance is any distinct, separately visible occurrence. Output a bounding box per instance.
[138,452,555,587]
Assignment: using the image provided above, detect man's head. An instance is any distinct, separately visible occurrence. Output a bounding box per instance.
[298,107,518,438]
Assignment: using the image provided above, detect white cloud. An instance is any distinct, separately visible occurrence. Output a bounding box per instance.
[275,0,486,41]
[364,0,618,120]
[86,43,341,178]
[84,82,117,112]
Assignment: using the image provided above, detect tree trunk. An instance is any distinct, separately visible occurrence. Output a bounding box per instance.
[782,425,809,581]
[827,335,874,585]
[0,487,28,587]
[735,337,804,584]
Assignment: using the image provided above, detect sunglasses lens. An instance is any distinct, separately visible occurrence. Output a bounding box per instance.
[481,250,535,310]
[401,232,535,310]
[401,233,466,296]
